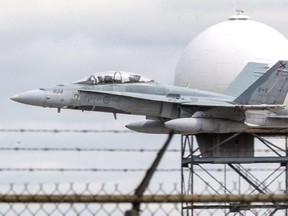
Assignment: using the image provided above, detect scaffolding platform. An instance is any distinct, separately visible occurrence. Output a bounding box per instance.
[183,156,288,165]
[181,134,288,216]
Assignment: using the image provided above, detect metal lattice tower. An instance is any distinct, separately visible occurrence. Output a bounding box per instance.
[181,134,288,216]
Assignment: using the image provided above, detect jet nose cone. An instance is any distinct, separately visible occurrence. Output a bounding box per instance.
[10,89,46,106]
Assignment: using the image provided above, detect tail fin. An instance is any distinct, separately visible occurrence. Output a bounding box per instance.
[223,62,268,97]
[234,61,288,105]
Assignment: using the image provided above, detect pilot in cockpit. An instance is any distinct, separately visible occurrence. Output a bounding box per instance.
[97,76,104,83]
[128,75,141,83]
[104,75,113,83]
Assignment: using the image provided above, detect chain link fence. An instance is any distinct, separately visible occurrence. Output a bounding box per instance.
[0,182,287,216]
[0,183,181,216]
[1,130,288,215]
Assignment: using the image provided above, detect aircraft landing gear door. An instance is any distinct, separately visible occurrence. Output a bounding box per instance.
[79,91,96,111]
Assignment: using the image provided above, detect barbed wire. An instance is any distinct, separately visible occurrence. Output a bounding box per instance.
[0,147,180,152]
[0,167,284,173]
[0,168,182,172]
[0,129,133,133]
[0,147,282,154]
[0,129,285,153]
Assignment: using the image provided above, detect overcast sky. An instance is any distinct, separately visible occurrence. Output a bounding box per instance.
[1,0,288,190]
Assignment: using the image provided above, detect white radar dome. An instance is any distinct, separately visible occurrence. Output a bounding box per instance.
[175,15,288,93]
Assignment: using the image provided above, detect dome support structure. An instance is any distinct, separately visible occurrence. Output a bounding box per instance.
[181,134,288,215]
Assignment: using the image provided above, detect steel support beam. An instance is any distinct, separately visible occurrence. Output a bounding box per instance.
[181,134,288,215]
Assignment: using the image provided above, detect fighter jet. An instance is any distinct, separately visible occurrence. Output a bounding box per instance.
[11,60,288,135]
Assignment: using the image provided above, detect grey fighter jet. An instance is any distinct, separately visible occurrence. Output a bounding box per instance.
[11,61,288,135]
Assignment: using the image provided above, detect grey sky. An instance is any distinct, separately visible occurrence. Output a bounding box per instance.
[1,0,288,187]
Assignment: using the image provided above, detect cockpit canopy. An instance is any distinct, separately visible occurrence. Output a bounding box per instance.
[74,71,154,85]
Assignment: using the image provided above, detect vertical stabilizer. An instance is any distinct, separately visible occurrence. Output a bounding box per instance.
[224,62,268,97]
[234,61,288,105]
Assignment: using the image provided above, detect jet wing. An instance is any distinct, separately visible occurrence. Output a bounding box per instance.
[79,89,238,106]
[79,89,184,103]
[266,115,288,119]
[79,89,285,111]
[181,101,235,107]
[181,101,285,111]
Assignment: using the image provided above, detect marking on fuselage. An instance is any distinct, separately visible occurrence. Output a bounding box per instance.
[53,89,63,94]
[103,96,110,104]
[74,94,80,99]
[280,61,287,69]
